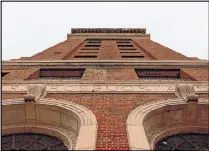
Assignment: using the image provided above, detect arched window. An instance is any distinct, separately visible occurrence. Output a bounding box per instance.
[155,133,209,150]
[126,98,209,150]
[2,133,68,150]
[2,98,98,150]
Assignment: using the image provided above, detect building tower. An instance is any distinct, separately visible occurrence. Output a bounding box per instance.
[2,28,209,150]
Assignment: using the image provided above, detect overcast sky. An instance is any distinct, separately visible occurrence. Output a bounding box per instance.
[2,2,208,60]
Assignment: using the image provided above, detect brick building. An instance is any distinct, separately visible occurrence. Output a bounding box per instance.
[2,28,209,150]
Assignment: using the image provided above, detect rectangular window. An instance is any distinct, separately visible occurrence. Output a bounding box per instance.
[74,55,97,58]
[87,41,101,44]
[118,48,137,50]
[85,44,101,47]
[53,52,62,55]
[27,68,85,80]
[135,69,180,78]
[135,69,194,81]
[117,44,134,47]
[81,48,100,50]
[122,56,144,58]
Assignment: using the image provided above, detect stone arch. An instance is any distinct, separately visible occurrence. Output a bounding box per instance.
[126,98,209,150]
[2,98,98,150]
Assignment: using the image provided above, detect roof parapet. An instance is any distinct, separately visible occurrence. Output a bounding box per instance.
[71,28,146,34]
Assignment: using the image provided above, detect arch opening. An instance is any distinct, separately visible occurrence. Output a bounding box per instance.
[2,98,98,150]
[127,98,209,150]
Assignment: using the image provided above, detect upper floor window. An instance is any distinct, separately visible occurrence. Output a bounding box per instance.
[26,68,85,80]
[135,69,193,81]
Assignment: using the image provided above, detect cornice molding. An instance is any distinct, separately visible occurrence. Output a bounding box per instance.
[2,60,208,68]
[71,28,146,34]
[67,34,150,39]
[2,83,208,94]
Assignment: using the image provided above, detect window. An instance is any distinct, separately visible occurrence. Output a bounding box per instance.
[84,44,101,47]
[122,55,144,58]
[27,68,85,80]
[117,44,134,47]
[53,52,62,55]
[81,48,100,50]
[2,133,68,150]
[135,69,193,81]
[87,41,101,44]
[155,133,209,150]
[75,39,101,58]
[118,48,137,50]
[74,55,97,58]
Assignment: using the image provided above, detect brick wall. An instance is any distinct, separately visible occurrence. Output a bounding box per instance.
[133,39,189,60]
[2,68,39,80]
[82,68,139,81]
[29,39,84,60]
[180,68,209,81]
[2,93,208,150]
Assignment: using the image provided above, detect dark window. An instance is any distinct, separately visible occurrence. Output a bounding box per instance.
[27,68,85,80]
[2,72,9,77]
[122,56,144,58]
[85,44,101,47]
[81,48,100,50]
[2,133,69,150]
[118,48,137,50]
[74,55,97,58]
[135,69,180,78]
[117,44,134,47]
[87,41,101,44]
[155,133,209,150]
[135,69,194,81]
[53,52,62,55]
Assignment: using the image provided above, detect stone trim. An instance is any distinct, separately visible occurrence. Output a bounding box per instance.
[2,83,209,93]
[2,98,98,150]
[126,99,209,150]
[2,60,209,68]
[67,34,150,39]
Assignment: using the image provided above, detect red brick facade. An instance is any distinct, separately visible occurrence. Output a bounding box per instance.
[2,28,208,150]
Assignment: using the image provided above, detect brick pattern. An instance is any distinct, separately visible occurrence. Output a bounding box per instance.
[2,93,209,150]
[180,68,209,81]
[98,40,121,60]
[29,39,84,60]
[82,68,139,81]
[2,68,39,80]
[133,39,189,60]
[20,38,193,61]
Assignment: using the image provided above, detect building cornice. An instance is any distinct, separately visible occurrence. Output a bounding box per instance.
[71,28,146,34]
[2,83,208,94]
[67,33,150,39]
[2,60,208,68]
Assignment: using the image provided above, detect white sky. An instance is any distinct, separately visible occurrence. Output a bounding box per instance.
[2,2,208,60]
